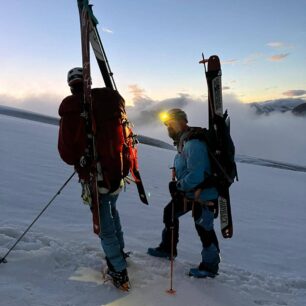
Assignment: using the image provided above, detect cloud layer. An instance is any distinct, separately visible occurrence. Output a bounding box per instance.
[267,41,284,48]
[283,90,306,97]
[268,53,290,62]
[267,41,293,49]
[1,90,305,166]
[102,27,113,34]
[127,91,306,165]
[0,94,61,117]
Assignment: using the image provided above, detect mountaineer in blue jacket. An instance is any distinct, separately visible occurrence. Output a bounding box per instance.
[148,108,220,278]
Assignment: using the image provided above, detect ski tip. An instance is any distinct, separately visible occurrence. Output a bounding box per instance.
[208,55,220,62]
[207,55,221,71]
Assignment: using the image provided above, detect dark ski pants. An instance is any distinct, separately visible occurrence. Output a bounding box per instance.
[160,195,220,254]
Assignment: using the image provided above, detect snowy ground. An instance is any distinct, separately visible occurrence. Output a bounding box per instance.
[1,114,306,306]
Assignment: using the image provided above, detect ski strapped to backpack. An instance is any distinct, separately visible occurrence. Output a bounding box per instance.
[83,2,116,90]
[58,1,147,235]
[77,0,148,205]
[197,54,238,238]
[78,1,101,234]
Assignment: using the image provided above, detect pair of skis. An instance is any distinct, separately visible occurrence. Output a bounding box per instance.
[200,54,234,239]
[77,0,148,235]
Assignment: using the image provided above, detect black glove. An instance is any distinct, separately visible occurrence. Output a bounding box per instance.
[169,181,178,197]
[79,155,91,168]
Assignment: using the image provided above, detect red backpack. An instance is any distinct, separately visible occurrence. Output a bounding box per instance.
[58,87,137,192]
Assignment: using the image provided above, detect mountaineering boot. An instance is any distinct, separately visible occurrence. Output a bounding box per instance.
[188,262,219,278]
[147,245,177,259]
[107,268,130,291]
[104,256,129,291]
[189,244,220,278]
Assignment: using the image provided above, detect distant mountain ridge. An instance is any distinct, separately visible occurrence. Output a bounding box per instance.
[250,98,306,115]
[292,103,306,116]
[0,104,174,151]
[0,105,59,125]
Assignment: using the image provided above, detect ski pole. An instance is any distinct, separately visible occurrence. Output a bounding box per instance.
[0,171,76,264]
[167,167,176,295]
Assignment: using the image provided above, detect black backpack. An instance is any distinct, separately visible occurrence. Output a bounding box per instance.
[186,111,238,191]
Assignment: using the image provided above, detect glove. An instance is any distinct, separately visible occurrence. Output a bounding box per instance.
[79,155,91,168]
[169,181,178,196]
[81,181,92,206]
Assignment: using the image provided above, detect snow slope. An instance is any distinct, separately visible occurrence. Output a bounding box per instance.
[1,114,306,306]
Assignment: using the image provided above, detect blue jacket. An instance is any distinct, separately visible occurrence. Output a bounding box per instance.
[175,138,218,201]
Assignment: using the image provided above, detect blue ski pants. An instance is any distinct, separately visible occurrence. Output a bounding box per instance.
[98,193,127,272]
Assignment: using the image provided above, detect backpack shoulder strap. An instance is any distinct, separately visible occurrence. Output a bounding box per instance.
[185,127,210,143]
[177,127,208,153]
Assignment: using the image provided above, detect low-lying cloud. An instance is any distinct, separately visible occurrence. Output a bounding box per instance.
[127,93,193,127]
[1,89,305,166]
[0,93,61,117]
[128,84,149,102]
[127,91,306,166]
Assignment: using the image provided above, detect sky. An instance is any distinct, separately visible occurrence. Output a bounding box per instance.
[0,0,306,114]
